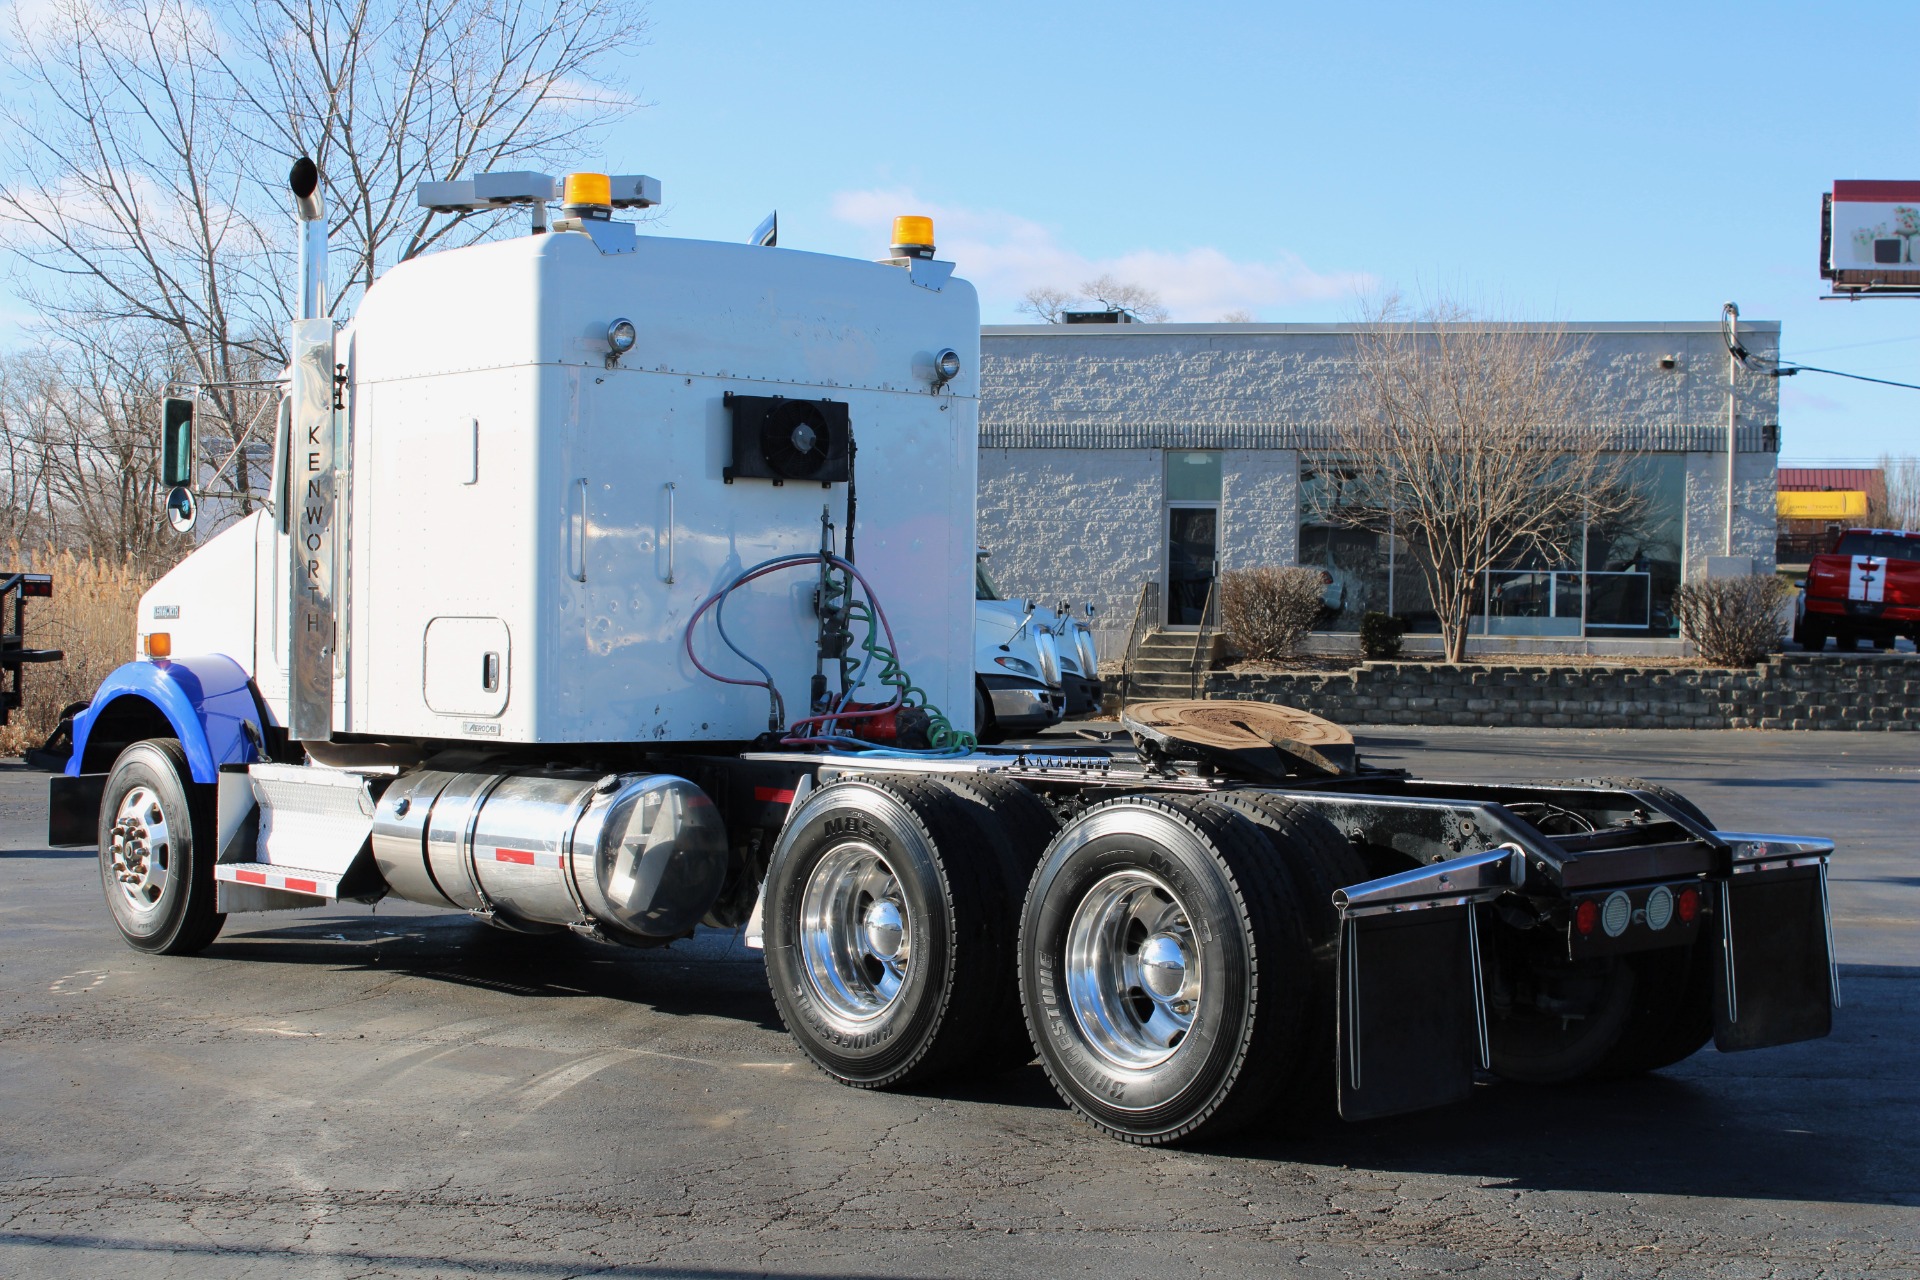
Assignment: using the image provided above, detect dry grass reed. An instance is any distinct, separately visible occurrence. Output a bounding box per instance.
[2,544,152,756]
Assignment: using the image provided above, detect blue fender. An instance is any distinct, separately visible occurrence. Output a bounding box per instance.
[66,655,264,784]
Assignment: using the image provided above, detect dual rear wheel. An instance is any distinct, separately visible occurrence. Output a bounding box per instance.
[765,779,1349,1143]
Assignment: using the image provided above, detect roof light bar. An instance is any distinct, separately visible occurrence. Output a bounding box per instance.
[415,171,660,214]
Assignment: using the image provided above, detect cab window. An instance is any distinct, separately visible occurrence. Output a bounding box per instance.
[1836,532,1920,561]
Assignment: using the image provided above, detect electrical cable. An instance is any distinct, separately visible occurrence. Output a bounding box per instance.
[1767,362,1920,392]
[1722,306,1920,391]
[684,551,975,754]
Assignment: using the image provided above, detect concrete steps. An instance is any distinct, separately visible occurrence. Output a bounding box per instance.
[1121,630,1226,702]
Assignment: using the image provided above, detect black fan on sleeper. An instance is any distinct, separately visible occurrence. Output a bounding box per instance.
[762,400,832,479]
[723,393,851,484]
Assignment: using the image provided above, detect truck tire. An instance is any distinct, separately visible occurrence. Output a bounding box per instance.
[1591,938,1715,1077]
[1559,776,1714,832]
[1486,947,1639,1083]
[1491,776,1714,1083]
[762,775,1010,1088]
[98,738,225,955]
[1795,615,1827,652]
[940,773,1060,1072]
[973,682,1005,745]
[1019,794,1312,1145]
[1207,792,1366,1129]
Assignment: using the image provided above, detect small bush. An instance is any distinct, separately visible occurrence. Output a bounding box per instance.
[1673,574,1791,666]
[1220,566,1326,661]
[1360,611,1409,660]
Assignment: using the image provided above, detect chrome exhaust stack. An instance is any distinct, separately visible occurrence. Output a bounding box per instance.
[286,156,338,742]
[290,156,328,319]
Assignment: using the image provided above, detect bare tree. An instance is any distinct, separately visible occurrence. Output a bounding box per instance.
[0,351,56,547]
[1321,296,1639,663]
[1081,274,1168,322]
[1217,309,1256,323]
[1016,276,1170,323]
[0,0,648,539]
[0,333,189,574]
[1876,453,1920,531]
[1017,285,1076,323]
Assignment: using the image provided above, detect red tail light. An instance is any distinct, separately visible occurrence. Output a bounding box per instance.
[1574,899,1599,936]
[21,574,51,598]
[1677,886,1701,924]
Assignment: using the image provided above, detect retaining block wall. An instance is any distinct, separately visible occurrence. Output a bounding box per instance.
[1204,653,1920,731]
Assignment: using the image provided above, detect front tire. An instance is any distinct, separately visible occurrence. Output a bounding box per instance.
[1020,795,1311,1145]
[973,681,1005,745]
[98,739,225,955]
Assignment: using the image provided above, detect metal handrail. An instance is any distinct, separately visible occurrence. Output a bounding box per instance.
[1119,580,1158,706]
[1188,578,1219,699]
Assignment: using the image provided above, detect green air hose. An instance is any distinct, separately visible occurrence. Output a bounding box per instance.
[839,598,976,752]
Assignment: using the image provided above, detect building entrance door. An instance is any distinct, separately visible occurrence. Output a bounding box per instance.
[1166,505,1217,626]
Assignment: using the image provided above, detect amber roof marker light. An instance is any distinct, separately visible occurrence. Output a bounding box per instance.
[562,172,614,221]
[890,215,935,261]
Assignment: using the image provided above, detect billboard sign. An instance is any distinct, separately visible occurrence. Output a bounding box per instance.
[1823,180,1920,292]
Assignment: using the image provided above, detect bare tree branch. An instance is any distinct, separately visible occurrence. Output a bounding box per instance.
[0,0,649,548]
[1319,295,1641,662]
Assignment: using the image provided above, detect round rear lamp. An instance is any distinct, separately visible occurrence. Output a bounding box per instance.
[1645,885,1674,931]
[607,318,637,355]
[1677,885,1701,924]
[933,347,961,386]
[1601,890,1632,938]
[1574,899,1598,936]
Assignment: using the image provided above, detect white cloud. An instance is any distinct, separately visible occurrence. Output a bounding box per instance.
[830,187,1373,322]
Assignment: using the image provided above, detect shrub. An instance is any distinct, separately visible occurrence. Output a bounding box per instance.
[1673,574,1791,666]
[1360,611,1409,660]
[1220,566,1326,661]
[0,545,151,757]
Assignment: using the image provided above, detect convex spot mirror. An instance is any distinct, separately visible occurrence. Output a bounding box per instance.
[161,396,195,488]
[165,485,197,534]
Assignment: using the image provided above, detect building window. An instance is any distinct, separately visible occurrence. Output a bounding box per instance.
[1299,462,1389,632]
[1299,453,1685,640]
[1165,451,1222,502]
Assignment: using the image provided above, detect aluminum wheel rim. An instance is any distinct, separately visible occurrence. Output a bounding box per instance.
[1064,870,1200,1070]
[106,785,171,922]
[797,842,911,1028]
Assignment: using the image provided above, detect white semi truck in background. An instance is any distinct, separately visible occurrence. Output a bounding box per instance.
[46,160,1841,1145]
[972,550,1103,741]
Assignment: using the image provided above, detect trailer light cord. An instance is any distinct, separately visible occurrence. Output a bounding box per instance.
[684,552,975,754]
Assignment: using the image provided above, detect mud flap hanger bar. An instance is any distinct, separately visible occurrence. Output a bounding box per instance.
[1330,844,1527,1124]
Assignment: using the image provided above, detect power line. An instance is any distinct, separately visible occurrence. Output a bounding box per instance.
[1782,333,1920,358]
[1769,362,1920,392]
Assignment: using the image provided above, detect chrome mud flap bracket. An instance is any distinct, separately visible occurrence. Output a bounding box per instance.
[1333,845,1525,1123]
[1712,833,1840,1052]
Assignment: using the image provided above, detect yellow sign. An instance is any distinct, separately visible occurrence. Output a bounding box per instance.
[1777,490,1868,519]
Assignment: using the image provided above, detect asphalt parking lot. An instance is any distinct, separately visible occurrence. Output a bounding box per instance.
[2,728,1916,1279]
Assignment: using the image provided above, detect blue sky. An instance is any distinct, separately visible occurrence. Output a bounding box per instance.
[594,0,1918,461]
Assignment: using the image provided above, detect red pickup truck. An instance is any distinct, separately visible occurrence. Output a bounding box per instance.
[1796,528,1920,651]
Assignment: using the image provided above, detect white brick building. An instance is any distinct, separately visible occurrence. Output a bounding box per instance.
[976,321,1781,653]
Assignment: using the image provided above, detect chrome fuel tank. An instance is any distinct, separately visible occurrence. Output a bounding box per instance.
[371,769,728,940]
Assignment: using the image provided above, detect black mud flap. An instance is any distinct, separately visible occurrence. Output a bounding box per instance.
[1337,905,1485,1122]
[47,773,107,847]
[1713,866,1837,1052]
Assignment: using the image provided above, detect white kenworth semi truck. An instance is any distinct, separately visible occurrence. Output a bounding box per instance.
[48,161,1840,1145]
